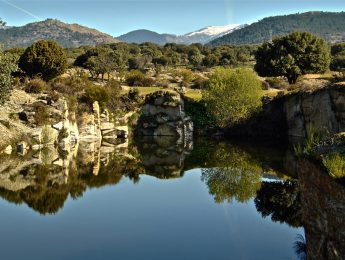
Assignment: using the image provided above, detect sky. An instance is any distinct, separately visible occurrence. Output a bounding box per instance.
[0,0,345,36]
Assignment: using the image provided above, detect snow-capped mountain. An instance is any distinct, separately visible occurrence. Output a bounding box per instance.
[183,24,246,44]
[118,24,245,45]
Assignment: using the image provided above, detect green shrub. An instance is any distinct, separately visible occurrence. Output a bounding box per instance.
[19,40,67,81]
[25,78,48,94]
[105,79,122,90]
[204,68,263,128]
[192,76,209,89]
[126,70,145,86]
[51,75,92,95]
[265,77,289,90]
[84,85,109,107]
[322,153,345,178]
[126,70,154,87]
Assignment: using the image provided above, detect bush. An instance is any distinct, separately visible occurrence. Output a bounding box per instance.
[322,153,345,179]
[126,70,145,86]
[51,76,92,95]
[155,78,170,88]
[125,70,154,87]
[105,79,122,90]
[265,77,289,90]
[19,40,67,81]
[25,78,48,94]
[192,76,209,89]
[128,89,140,102]
[204,68,262,128]
[83,85,109,107]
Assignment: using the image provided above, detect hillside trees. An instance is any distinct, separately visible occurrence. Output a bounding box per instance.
[255,32,331,84]
[19,40,67,80]
[0,48,18,103]
[204,68,262,128]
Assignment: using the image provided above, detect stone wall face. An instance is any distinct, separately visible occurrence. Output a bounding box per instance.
[284,86,345,138]
[228,85,345,139]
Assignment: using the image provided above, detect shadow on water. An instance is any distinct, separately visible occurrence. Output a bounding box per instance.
[0,136,345,259]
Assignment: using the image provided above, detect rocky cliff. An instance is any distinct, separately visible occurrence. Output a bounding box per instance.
[135,91,193,141]
[0,90,128,155]
[228,84,345,140]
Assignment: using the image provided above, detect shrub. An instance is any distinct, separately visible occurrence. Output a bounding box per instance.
[51,76,92,95]
[105,79,122,90]
[126,70,145,86]
[83,85,109,107]
[128,89,140,102]
[265,77,289,90]
[0,47,18,103]
[192,76,209,89]
[322,153,345,179]
[125,70,154,87]
[24,78,48,94]
[19,40,67,81]
[204,68,263,128]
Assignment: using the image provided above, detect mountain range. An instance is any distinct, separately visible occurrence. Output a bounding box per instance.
[1,11,345,49]
[0,19,119,49]
[118,24,244,45]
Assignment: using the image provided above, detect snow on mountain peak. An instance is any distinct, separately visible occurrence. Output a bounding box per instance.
[185,24,242,37]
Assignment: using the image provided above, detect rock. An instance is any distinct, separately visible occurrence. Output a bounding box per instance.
[2,145,12,155]
[136,91,193,139]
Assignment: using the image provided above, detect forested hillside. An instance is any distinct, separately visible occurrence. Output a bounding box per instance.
[210,12,345,45]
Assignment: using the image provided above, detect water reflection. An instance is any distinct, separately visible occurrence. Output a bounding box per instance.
[0,136,344,259]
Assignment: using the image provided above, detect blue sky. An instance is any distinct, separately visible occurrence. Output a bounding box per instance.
[0,0,345,36]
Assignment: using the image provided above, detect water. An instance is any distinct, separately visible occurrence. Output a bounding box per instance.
[0,138,304,260]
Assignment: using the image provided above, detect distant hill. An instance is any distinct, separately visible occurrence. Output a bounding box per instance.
[209,12,345,46]
[118,29,179,45]
[0,19,119,49]
[118,25,244,45]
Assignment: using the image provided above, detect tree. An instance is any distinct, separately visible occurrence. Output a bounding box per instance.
[204,68,262,128]
[330,43,345,77]
[0,18,6,26]
[85,49,124,81]
[19,40,67,80]
[255,32,331,84]
[0,48,18,103]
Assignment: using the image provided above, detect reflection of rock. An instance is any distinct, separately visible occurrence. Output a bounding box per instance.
[298,159,345,259]
[136,91,193,141]
[136,136,193,178]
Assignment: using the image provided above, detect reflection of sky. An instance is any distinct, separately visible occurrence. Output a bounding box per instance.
[0,0,344,36]
[0,169,301,260]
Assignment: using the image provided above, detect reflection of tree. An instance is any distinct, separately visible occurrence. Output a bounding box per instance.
[294,234,307,260]
[201,144,262,203]
[254,180,302,227]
